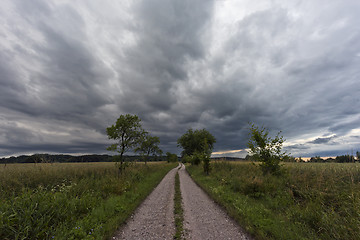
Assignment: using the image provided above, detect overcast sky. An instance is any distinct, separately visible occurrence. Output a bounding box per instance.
[1,0,360,158]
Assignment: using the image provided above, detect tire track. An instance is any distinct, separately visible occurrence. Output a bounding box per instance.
[113,166,178,240]
[113,163,251,239]
[179,164,252,240]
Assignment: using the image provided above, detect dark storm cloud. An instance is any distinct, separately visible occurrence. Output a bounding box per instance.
[285,144,309,151]
[309,136,337,145]
[0,0,216,156]
[181,2,360,157]
[1,0,360,157]
[0,54,29,114]
[0,141,108,156]
[116,0,215,115]
[33,24,112,117]
[108,0,216,153]
[0,0,114,133]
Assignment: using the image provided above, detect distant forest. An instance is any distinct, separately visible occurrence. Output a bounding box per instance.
[0,154,165,164]
[1,153,358,164]
[306,154,360,163]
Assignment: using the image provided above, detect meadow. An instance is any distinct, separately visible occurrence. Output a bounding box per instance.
[187,161,360,240]
[0,161,177,239]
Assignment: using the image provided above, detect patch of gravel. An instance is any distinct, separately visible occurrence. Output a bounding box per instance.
[113,166,178,240]
[179,164,253,240]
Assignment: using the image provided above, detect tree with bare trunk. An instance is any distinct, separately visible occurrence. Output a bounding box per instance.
[106,114,145,174]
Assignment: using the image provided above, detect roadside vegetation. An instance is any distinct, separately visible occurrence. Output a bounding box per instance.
[187,161,360,239]
[177,128,216,175]
[185,123,359,239]
[0,162,177,239]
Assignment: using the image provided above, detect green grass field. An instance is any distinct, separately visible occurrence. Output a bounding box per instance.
[0,161,177,239]
[187,161,360,240]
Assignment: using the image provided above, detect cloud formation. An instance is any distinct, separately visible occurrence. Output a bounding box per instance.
[1,0,360,157]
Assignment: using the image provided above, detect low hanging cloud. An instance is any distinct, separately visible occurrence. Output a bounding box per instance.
[0,0,360,157]
[309,135,337,145]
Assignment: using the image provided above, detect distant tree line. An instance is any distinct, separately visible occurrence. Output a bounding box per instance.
[0,154,167,164]
[277,151,360,163]
[307,153,359,163]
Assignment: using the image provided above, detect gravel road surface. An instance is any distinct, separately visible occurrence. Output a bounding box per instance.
[113,164,252,239]
[179,164,252,240]
[113,166,178,240]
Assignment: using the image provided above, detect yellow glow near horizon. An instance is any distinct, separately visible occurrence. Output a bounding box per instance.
[212,149,245,155]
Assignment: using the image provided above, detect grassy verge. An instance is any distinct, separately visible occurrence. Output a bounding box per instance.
[0,162,177,239]
[187,161,360,240]
[173,170,184,239]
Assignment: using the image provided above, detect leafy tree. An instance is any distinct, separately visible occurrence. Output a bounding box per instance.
[177,128,216,159]
[245,154,255,161]
[166,152,178,163]
[106,114,145,173]
[135,134,162,164]
[177,128,215,175]
[181,155,192,164]
[309,156,324,163]
[325,157,335,162]
[248,123,288,175]
[282,156,296,162]
[201,138,211,175]
[335,155,355,163]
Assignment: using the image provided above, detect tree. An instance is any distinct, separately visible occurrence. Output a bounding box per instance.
[201,138,211,175]
[166,152,178,163]
[335,155,355,163]
[177,128,216,175]
[309,156,324,163]
[106,114,145,173]
[282,156,296,162]
[248,123,288,175]
[135,134,162,164]
[181,155,192,164]
[177,128,216,159]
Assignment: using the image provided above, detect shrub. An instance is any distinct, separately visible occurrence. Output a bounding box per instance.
[248,123,288,175]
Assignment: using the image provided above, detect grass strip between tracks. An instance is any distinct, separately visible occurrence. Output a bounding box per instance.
[174,168,184,239]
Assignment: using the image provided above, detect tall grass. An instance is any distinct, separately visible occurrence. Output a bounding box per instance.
[187,161,360,240]
[0,162,176,239]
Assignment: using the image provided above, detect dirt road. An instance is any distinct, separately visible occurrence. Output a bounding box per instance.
[113,164,251,239]
[179,164,251,240]
[113,167,177,240]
